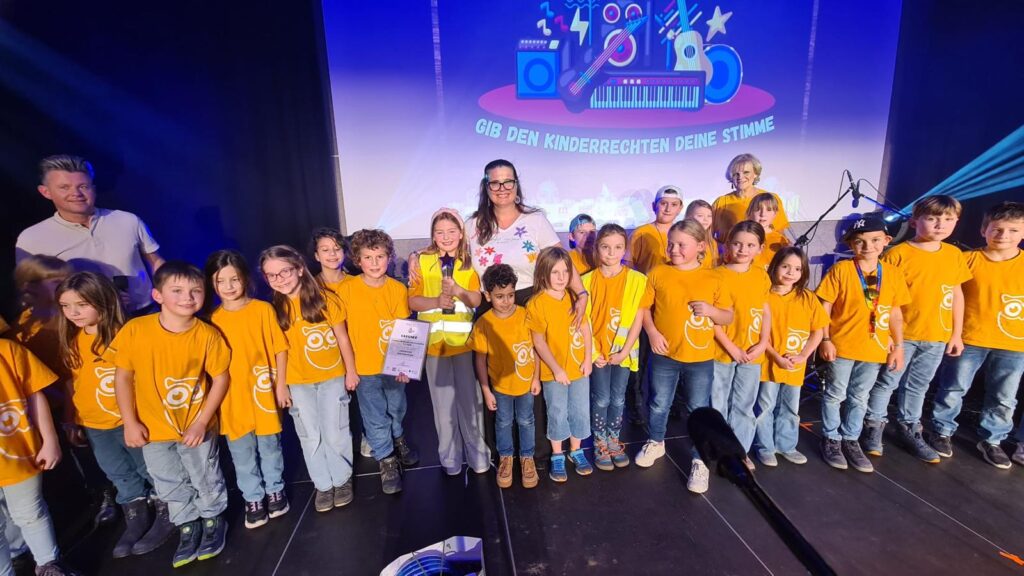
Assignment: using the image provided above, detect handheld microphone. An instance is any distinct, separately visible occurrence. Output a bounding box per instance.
[440,256,456,315]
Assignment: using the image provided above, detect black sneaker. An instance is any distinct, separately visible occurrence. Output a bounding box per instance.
[267,490,290,518]
[380,455,403,494]
[842,440,874,473]
[171,520,202,568]
[95,487,118,527]
[821,438,848,470]
[977,441,1012,470]
[334,480,354,507]
[393,435,419,467]
[244,499,268,529]
[196,516,227,561]
[314,489,334,513]
[896,422,940,463]
[861,420,885,456]
[930,433,954,458]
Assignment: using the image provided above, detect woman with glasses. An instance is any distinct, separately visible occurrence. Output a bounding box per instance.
[711,153,790,245]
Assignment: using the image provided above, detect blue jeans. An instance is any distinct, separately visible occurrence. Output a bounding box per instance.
[226,433,286,503]
[0,475,58,574]
[542,377,591,442]
[355,374,408,461]
[288,377,354,491]
[932,345,1024,444]
[711,362,761,451]
[754,382,802,454]
[494,391,535,457]
[141,432,228,526]
[648,354,713,443]
[866,340,945,425]
[84,425,150,504]
[590,364,629,441]
[821,358,883,441]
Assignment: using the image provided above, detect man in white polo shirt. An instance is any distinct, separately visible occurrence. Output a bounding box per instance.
[16,155,165,313]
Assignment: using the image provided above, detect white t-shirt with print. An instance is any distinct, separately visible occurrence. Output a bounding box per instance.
[466,210,561,291]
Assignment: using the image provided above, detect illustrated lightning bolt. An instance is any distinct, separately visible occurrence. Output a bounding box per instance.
[570,8,589,46]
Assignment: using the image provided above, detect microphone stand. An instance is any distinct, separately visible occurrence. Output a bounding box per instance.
[793,179,853,248]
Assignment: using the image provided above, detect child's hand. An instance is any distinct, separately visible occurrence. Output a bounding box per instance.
[594,355,607,369]
[745,344,766,362]
[345,373,360,392]
[554,369,571,386]
[482,389,497,411]
[124,421,150,448]
[182,421,206,448]
[35,441,61,471]
[396,373,410,384]
[63,423,88,448]
[887,346,905,372]
[531,379,542,395]
[582,361,593,378]
[649,331,669,355]
[945,335,964,357]
[570,296,587,331]
[728,345,750,364]
[276,384,292,409]
[407,253,422,283]
[441,277,457,295]
[608,351,627,366]
[776,355,797,371]
[689,300,714,317]
[437,293,456,310]
[820,340,837,362]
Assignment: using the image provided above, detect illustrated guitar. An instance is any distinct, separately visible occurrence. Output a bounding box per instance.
[557,15,648,112]
[669,0,713,82]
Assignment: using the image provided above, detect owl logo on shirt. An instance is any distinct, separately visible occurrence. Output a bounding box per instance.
[783,329,810,372]
[872,305,893,351]
[378,320,396,355]
[569,327,585,367]
[684,313,713,349]
[606,308,621,350]
[162,377,204,433]
[0,400,33,461]
[302,325,340,371]
[747,307,763,347]
[252,365,277,414]
[997,294,1024,340]
[94,366,121,418]
[512,341,535,381]
[939,285,954,332]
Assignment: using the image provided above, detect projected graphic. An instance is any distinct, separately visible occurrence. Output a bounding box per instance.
[323,1,901,240]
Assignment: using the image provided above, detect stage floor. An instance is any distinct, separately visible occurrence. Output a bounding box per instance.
[53,379,1024,575]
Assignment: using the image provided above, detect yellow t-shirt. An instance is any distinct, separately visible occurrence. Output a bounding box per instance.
[628,223,669,274]
[7,307,67,383]
[109,314,231,443]
[587,268,629,359]
[881,242,972,343]
[468,307,536,395]
[711,191,790,242]
[962,249,1024,352]
[762,289,829,386]
[0,339,57,487]
[211,300,289,440]
[714,266,772,364]
[320,275,348,295]
[816,260,912,364]
[701,237,719,269]
[71,332,121,430]
[642,265,733,363]
[526,292,586,382]
[408,264,481,358]
[282,292,347,385]
[336,276,411,376]
[569,250,593,276]
[754,230,790,271]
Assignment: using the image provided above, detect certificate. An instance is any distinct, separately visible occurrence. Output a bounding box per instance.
[382,319,429,380]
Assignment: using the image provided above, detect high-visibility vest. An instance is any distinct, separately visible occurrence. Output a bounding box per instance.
[581,268,647,372]
[417,253,476,348]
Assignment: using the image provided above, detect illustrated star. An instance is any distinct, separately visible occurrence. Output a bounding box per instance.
[705,6,733,42]
[479,256,489,267]
[484,246,496,255]
[522,240,536,252]
[514,226,528,238]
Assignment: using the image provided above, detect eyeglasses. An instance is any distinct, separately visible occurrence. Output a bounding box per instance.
[264,266,297,283]
[487,179,517,192]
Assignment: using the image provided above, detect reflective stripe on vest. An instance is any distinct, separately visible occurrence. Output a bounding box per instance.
[582,268,647,372]
[418,253,476,347]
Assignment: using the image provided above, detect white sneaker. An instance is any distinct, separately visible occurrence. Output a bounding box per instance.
[634,441,666,468]
[360,436,372,458]
[687,459,710,494]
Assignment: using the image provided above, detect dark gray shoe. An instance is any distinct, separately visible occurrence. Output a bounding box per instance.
[196,516,227,561]
[1013,443,1024,467]
[977,441,1011,469]
[131,499,175,556]
[393,435,419,467]
[842,440,874,473]
[861,420,885,456]
[314,489,334,513]
[896,422,940,463]
[380,455,403,494]
[930,433,953,458]
[333,480,354,507]
[113,498,151,558]
[821,438,848,470]
[171,520,202,568]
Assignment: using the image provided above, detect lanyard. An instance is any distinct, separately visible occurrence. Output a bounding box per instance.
[855,262,882,334]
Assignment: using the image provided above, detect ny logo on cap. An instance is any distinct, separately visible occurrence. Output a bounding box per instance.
[852,219,867,229]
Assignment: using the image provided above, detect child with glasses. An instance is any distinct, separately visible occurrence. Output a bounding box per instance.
[816,214,910,473]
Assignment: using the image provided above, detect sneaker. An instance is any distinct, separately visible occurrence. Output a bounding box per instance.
[842,440,874,473]
[568,449,593,475]
[861,420,885,456]
[334,480,354,507]
[977,441,1012,469]
[244,499,268,529]
[497,456,513,488]
[781,450,808,465]
[360,436,372,458]
[380,455,403,494]
[593,440,614,471]
[95,487,118,527]
[314,489,334,512]
[896,422,940,463]
[756,450,778,467]
[171,520,202,568]
[521,456,539,488]
[393,435,419,467]
[687,459,710,494]
[742,456,756,472]
[113,498,151,558]
[196,516,227,561]
[131,499,175,556]
[1013,444,1024,467]
[267,490,290,518]
[607,437,630,468]
[549,454,568,483]
[634,440,666,468]
[930,434,954,458]
[821,438,848,470]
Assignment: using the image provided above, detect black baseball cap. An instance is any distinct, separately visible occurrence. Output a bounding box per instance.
[843,213,889,241]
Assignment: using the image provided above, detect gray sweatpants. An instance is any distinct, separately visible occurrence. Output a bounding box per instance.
[426,352,491,474]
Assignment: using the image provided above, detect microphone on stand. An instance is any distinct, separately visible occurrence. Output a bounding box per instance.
[440,255,456,315]
[847,170,862,209]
